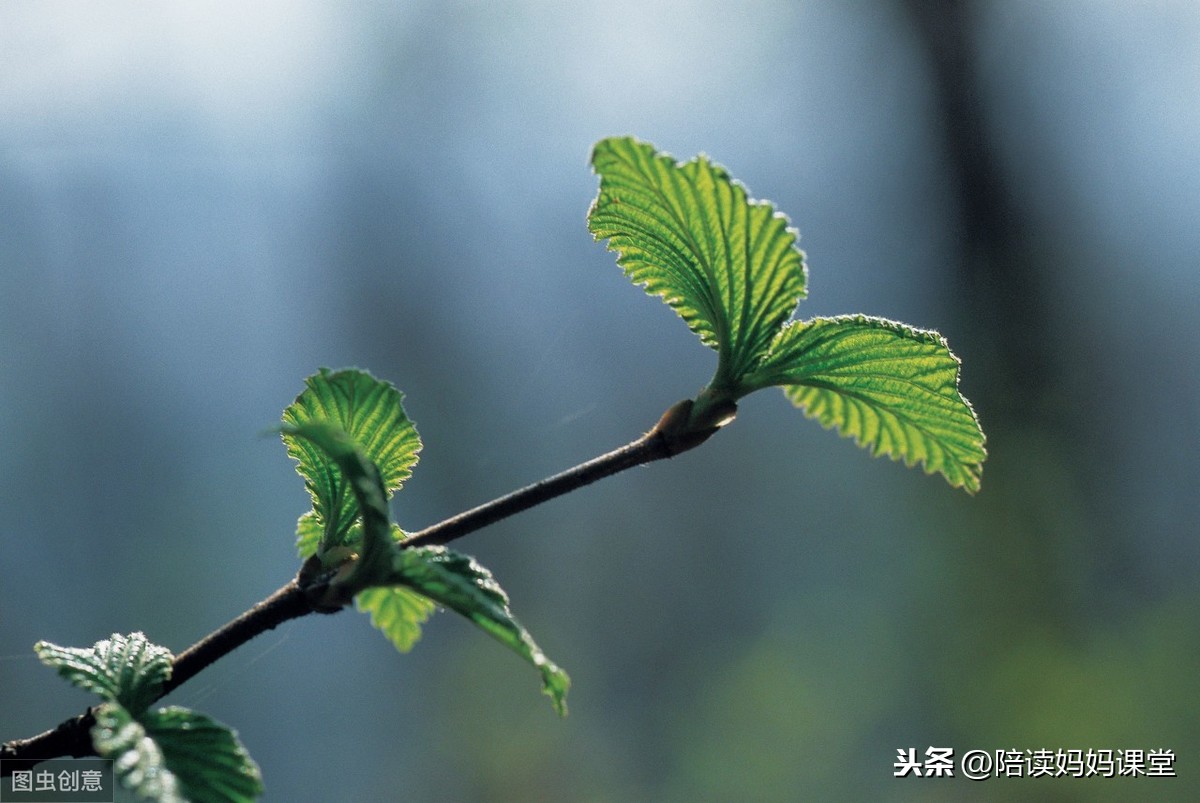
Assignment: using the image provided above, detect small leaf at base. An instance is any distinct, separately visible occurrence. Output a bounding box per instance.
[92,702,263,803]
[35,632,173,717]
[145,707,264,803]
[356,585,438,653]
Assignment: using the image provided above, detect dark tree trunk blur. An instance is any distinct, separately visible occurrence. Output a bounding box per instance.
[902,0,1056,417]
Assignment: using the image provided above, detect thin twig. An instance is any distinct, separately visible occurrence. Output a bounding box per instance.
[403,397,729,549]
[403,434,658,548]
[165,579,311,695]
[1,399,726,772]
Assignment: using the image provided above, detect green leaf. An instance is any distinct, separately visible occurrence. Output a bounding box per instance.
[144,707,263,803]
[589,137,985,489]
[386,546,570,715]
[280,420,393,582]
[355,522,438,652]
[294,510,323,561]
[281,368,420,558]
[92,702,185,803]
[742,315,986,492]
[91,702,263,803]
[589,136,807,384]
[35,632,172,716]
[355,585,437,653]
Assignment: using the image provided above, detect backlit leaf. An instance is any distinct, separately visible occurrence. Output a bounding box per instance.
[589,137,985,489]
[281,368,420,558]
[354,522,438,652]
[589,136,807,385]
[144,707,263,803]
[742,315,986,492]
[280,420,393,580]
[356,585,437,653]
[294,511,323,562]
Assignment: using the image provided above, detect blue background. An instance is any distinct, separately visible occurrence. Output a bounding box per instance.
[2,2,1198,800]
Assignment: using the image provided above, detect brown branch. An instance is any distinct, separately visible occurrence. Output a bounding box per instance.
[403,397,731,549]
[1,397,731,774]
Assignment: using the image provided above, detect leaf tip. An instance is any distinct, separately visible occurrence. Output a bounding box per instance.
[546,667,571,717]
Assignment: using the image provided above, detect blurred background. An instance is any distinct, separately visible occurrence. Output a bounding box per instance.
[2,1,1198,800]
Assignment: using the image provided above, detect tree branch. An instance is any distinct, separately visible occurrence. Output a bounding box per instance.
[401,402,704,548]
[1,398,729,773]
[165,579,312,695]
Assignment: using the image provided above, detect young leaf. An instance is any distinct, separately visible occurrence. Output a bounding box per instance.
[742,315,986,492]
[355,585,438,653]
[590,137,985,490]
[386,546,570,715]
[91,702,263,803]
[294,510,323,562]
[281,368,420,558]
[354,521,439,652]
[280,420,393,582]
[589,135,807,385]
[35,632,172,716]
[92,702,186,803]
[144,707,264,803]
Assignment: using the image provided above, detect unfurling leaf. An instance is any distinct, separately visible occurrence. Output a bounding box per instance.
[354,521,439,652]
[282,368,420,558]
[294,510,323,563]
[280,420,392,582]
[35,632,172,717]
[743,316,986,492]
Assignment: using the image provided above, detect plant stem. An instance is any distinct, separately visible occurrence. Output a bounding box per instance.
[165,579,311,695]
[405,435,651,548]
[403,395,734,549]
[1,399,728,771]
